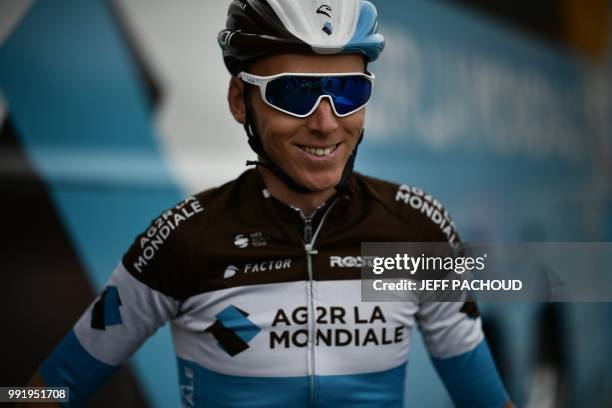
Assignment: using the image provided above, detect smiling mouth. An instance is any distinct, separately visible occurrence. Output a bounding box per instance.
[297,143,341,157]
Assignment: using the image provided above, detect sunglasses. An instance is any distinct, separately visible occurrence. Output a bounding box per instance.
[239,71,375,118]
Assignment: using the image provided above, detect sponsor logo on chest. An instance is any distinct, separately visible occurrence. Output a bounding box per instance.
[223,259,292,279]
[329,256,375,268]
[234,232,270,249]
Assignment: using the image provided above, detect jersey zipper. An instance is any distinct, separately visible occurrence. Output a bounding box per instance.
[298,198,340,408]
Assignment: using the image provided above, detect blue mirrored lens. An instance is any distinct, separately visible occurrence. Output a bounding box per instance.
[265,75,372,116]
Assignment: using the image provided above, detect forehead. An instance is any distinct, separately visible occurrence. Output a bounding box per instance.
[248,53,366,76]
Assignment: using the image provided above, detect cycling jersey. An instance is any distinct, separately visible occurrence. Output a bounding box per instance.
[40,169,509,407]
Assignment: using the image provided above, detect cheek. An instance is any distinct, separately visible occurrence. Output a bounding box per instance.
[258,116,303,158]
[250,95,300,146]
[260,117,302,153]
[341,111,366,146]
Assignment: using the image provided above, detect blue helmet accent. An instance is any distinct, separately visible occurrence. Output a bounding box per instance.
[343,1,385,62]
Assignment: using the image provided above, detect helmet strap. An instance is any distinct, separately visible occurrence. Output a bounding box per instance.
[336,129,363,193]
[242,86,361,195]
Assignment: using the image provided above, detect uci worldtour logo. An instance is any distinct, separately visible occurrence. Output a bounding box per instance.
[206,305,261,356]
[234,232,269,249]
[234,235,249,248]
[316,5,333,35]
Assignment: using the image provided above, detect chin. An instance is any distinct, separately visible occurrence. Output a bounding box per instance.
[300,172,342,192]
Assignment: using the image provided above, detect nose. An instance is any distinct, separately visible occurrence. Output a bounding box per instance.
[306,97,338,136]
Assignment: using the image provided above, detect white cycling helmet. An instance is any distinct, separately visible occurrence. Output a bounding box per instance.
[219,0,385,75]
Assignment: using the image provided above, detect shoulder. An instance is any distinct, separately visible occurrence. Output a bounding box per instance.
[120,176,245,295]
[352,172,460,245]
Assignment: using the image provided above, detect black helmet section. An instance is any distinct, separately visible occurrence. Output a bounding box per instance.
[218,0,311,76]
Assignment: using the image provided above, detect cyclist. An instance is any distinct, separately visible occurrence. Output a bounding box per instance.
[28,1,512,406]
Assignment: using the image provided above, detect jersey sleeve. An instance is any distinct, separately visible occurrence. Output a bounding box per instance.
[415,198,510,407]
[417,301,509,407]
[38,197,204,406]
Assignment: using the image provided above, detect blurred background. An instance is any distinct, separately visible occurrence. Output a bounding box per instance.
[1,0,610,407]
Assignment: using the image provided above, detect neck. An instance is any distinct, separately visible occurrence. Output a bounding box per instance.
[257,167,336,216]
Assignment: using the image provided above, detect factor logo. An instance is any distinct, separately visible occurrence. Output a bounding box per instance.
[223,265,240,279]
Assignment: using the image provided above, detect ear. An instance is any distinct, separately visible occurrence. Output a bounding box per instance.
[228,76,246,124]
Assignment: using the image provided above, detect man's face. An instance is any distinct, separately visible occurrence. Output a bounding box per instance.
[245,53,366,192]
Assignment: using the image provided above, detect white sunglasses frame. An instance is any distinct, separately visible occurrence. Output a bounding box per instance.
[239,71,376,118]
